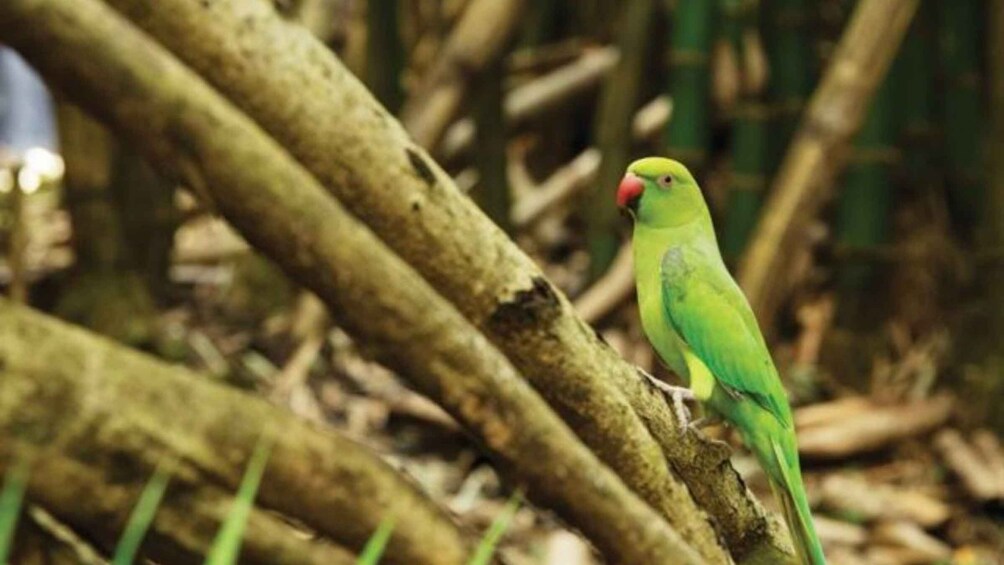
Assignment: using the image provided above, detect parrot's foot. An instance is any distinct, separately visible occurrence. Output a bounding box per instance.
[637,368,695,432]
[688,415,723,429]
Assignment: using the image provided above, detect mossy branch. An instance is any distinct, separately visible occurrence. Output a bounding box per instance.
[0,300,444,565]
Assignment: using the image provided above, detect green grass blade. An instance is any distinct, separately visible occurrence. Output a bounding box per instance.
[467,492,521,565]
[0,457,29,565]
[204,436,273,565]
[356,517,394,565]
[111,462,172,565]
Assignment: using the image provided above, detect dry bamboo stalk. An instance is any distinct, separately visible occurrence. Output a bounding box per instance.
[737,0,920,331]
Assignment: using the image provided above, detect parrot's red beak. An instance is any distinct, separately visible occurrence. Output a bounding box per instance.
[616,173,644,210]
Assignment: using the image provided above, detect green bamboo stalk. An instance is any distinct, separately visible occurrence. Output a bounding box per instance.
[834,72,898,321]
[662,0,717,170]
[471,57,512,233]
[366,0,405,113]
[720,0,771,263]
[765,0,813,168]
[583,0,657,278]
[519,0,561,48]
[898,4,935,183]
[987,0,1003,341]
[940,0,985,229]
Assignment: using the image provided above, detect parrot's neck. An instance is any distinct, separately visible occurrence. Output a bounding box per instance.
[633,214,719,260]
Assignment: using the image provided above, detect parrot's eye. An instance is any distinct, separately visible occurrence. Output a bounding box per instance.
[656,175,673,189]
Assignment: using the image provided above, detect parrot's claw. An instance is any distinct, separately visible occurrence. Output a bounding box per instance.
[637,368,695,433]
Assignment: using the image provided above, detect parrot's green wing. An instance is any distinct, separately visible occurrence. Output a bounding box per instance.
[660,246,792,426]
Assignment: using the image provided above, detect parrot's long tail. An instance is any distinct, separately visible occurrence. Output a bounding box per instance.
[769,439,827,565]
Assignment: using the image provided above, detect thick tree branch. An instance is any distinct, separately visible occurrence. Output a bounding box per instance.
[0,300,445,565]
[94,0,789,560]
[0,1,707,563]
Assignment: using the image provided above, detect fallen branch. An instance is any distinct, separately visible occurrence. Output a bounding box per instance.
[797,395,953,460]
[1,2,709,562]
[0,300,453,565]
[818,475,950,528]
[96,0,792,560]
[870,521,952,563]
[934,429,1004,503]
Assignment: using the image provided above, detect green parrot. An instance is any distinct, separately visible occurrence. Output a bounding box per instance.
[617,157,826,565]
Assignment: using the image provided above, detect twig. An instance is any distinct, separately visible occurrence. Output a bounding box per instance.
[573,243,635,325]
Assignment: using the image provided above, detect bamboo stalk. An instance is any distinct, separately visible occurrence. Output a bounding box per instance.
[940,0,986,229]
[583,0,658,278]
[470,57,512,232]
[765,0,813,168]
[663,0,717,170]
[365,0,405,113]
[991,0,1004,340]
[720,0,771,263]
[833,70,897,323]
[737,0,919,331]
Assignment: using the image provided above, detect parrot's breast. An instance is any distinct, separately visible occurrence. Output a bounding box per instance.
[633,231,689,379]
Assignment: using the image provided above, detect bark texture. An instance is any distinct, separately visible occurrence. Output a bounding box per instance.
[737,0,919,331]
[94,0,790,560]
[0,1,709,563]
[0,299,445,565]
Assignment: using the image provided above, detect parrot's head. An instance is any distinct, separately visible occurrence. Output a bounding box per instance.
[616,157,706,228]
